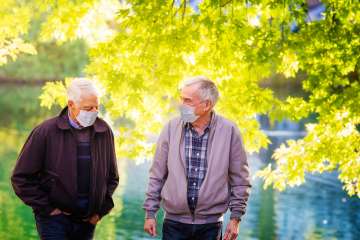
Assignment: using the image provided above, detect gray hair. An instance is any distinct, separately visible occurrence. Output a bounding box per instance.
[67,78,99,103]
[181,76,219,105]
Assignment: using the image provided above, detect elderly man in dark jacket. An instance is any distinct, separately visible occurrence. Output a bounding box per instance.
[11,78,119,240]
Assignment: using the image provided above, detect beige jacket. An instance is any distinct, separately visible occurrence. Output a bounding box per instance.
[143,113,251,224]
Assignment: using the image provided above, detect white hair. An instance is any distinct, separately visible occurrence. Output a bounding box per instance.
[181,76,219,105]
[67,78,99,103]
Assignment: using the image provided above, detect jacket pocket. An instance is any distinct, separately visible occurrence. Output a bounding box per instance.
[39,170,58,193]
[161,179,189,214]
[197,180,231,216]
[45,171,74,210]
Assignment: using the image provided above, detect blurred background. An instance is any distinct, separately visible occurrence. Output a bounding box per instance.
[0,0,359,239]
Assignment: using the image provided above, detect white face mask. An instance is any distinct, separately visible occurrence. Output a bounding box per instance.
[179,104,199,123]
[76,110,98,127]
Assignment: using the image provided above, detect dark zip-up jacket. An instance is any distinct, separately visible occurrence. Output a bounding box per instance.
[11,107,119,218]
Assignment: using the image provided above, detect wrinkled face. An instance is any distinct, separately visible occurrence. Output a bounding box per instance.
[180,83,211,117]
[68,93,99,120]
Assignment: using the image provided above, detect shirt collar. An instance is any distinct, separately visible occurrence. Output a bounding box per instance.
[68,111,82,129]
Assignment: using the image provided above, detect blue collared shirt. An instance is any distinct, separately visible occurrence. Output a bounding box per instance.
[68,112,82,129]
[185,122,210,214]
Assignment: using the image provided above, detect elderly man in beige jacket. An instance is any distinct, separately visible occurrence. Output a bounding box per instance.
[143,76,251,240]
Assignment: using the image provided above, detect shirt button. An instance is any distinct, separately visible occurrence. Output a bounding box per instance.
[196,153,200,156]
[192,197,195,200]
[193,182,196,186]
[195,168,198,172]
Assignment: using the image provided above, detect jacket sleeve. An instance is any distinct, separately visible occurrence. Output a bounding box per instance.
[143,122,170,219]
[228,125,251,221]
[11,126,54,216]
[99,129,119,218]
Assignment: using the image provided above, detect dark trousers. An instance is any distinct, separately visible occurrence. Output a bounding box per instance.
[162,219,222,240]
[35,213,95,240]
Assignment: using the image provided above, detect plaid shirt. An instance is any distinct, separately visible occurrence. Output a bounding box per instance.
[184,123,210,214]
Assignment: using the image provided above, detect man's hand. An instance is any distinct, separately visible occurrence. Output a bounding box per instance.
[88,214,100,225]
[144,218,157,237]
[224,218,240,240]
[49,208,62,216]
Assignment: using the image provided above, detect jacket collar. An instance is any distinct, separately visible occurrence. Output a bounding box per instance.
[56,106,107,133]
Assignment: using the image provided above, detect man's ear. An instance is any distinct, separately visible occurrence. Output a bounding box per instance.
[68,100,74,108]
[205,100,212,112]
